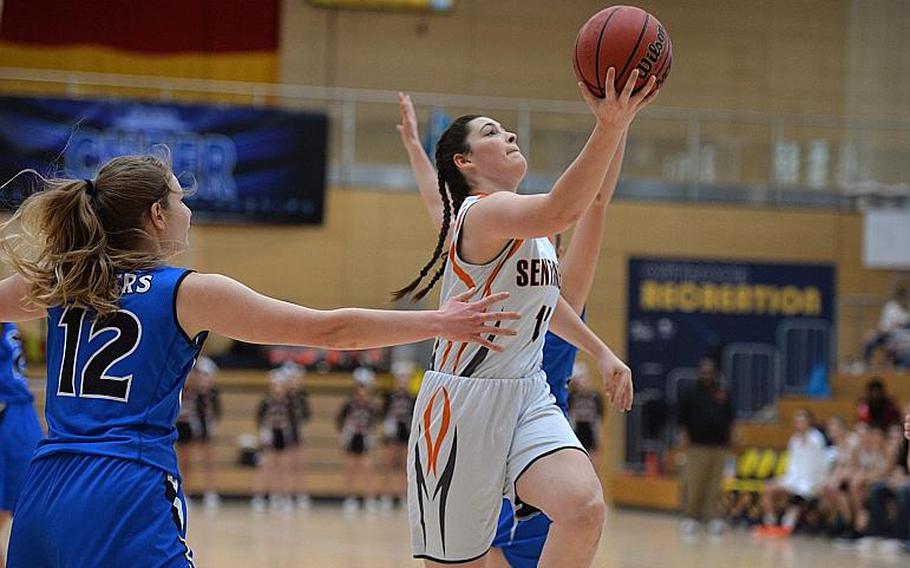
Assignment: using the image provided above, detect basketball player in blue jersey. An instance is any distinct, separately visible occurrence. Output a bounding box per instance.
[0,322,43,566]
[397,91,628,567]
[0,154,520,567]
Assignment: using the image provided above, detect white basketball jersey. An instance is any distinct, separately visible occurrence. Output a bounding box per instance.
[431,195,561,379]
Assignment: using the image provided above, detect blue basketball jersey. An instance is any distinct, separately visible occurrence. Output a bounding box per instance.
[34,266,206,477]
[540,310,584,413]
[0,323,32,404]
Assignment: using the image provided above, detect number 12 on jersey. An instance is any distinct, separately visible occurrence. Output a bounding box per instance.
[56,307,142,403]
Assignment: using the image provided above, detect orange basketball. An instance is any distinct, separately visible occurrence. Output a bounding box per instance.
[573,5,673,98]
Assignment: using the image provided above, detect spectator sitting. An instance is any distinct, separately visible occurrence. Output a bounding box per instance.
[817,416,855,535]
[842,426,890,540]
[857,379,901,430]
[856,420,910,552]
[864,283,909,368]
[821,415,849,470]
[757,409,828,536]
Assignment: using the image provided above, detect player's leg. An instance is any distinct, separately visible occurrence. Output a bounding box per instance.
[493,508,552,568]
[484,548,510,568]
[0,510,8,566]
[423,557,489,567]
[0,401,43,565]
[508,378,602,567]
[514,449,604,567]
[488,500,517,568]
[587,447,601,477]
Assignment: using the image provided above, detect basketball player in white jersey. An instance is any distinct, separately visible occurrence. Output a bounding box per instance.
[395,69,657,567]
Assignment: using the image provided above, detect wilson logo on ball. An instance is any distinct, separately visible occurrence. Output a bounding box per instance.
[636,25,667,77]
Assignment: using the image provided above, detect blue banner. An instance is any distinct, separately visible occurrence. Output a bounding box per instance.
[625,257,835,463]
[0,95,327,224]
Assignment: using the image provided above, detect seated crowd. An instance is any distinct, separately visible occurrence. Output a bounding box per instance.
[734,379,910,551]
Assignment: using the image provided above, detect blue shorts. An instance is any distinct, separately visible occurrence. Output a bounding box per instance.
[0,401,43,512]
[491,498,551,568]
[8,453,195,568]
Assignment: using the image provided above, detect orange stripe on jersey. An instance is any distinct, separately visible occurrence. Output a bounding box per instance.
[482,239,525,297]
[422,386,452,478]
[439,340,455,371]
[448,246,476,290]
[445,195,491,291]
[451,342,468,373]
[449,240,523,375]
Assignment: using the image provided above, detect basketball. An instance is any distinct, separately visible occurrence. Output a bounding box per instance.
[573,5,673,98]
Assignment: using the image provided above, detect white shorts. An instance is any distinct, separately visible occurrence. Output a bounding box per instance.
[407,369,584,563]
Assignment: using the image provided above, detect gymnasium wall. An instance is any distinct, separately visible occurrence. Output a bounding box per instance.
[186,187,891,483]
[186,187,891,361]
[280,0,853,117]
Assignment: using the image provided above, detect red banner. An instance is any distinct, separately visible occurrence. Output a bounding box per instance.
[0,0,278,54]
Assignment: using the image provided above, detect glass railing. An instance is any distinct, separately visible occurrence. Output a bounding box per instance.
[2,67,908,208]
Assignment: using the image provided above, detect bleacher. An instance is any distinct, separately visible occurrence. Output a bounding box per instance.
[28,368,908,502]
[612,370,910,510]
[32,370,392,498]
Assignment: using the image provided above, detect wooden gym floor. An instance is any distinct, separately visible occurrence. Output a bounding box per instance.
[175,502,904,568]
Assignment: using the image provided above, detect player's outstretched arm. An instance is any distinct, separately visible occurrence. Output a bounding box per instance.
[465,70,655,241]
[177,273,519,351]
[396,92,447,232]
[559,130,628,314]
[0,274,46,322]
[548,295,632,411]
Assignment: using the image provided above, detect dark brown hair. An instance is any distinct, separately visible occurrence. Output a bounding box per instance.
[393,115,480,301]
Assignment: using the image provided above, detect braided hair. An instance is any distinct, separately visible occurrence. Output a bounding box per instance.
[392,115,479,301]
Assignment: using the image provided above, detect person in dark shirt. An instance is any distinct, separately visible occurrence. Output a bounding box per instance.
[862,417,910,548]
[337,368,379,514]
[567,363,605,473]
[252,369,297,514]
[857,379,901,430]
[380,362,416,510]
[677,356,735,535]
[190,357,221,510]
[282,363,312,510]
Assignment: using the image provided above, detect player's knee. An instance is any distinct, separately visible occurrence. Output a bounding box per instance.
[554,484,605,532]
[574,492,606,534]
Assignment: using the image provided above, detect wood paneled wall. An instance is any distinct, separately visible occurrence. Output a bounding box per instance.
[279,0,853,116]
[187,188,894,359]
